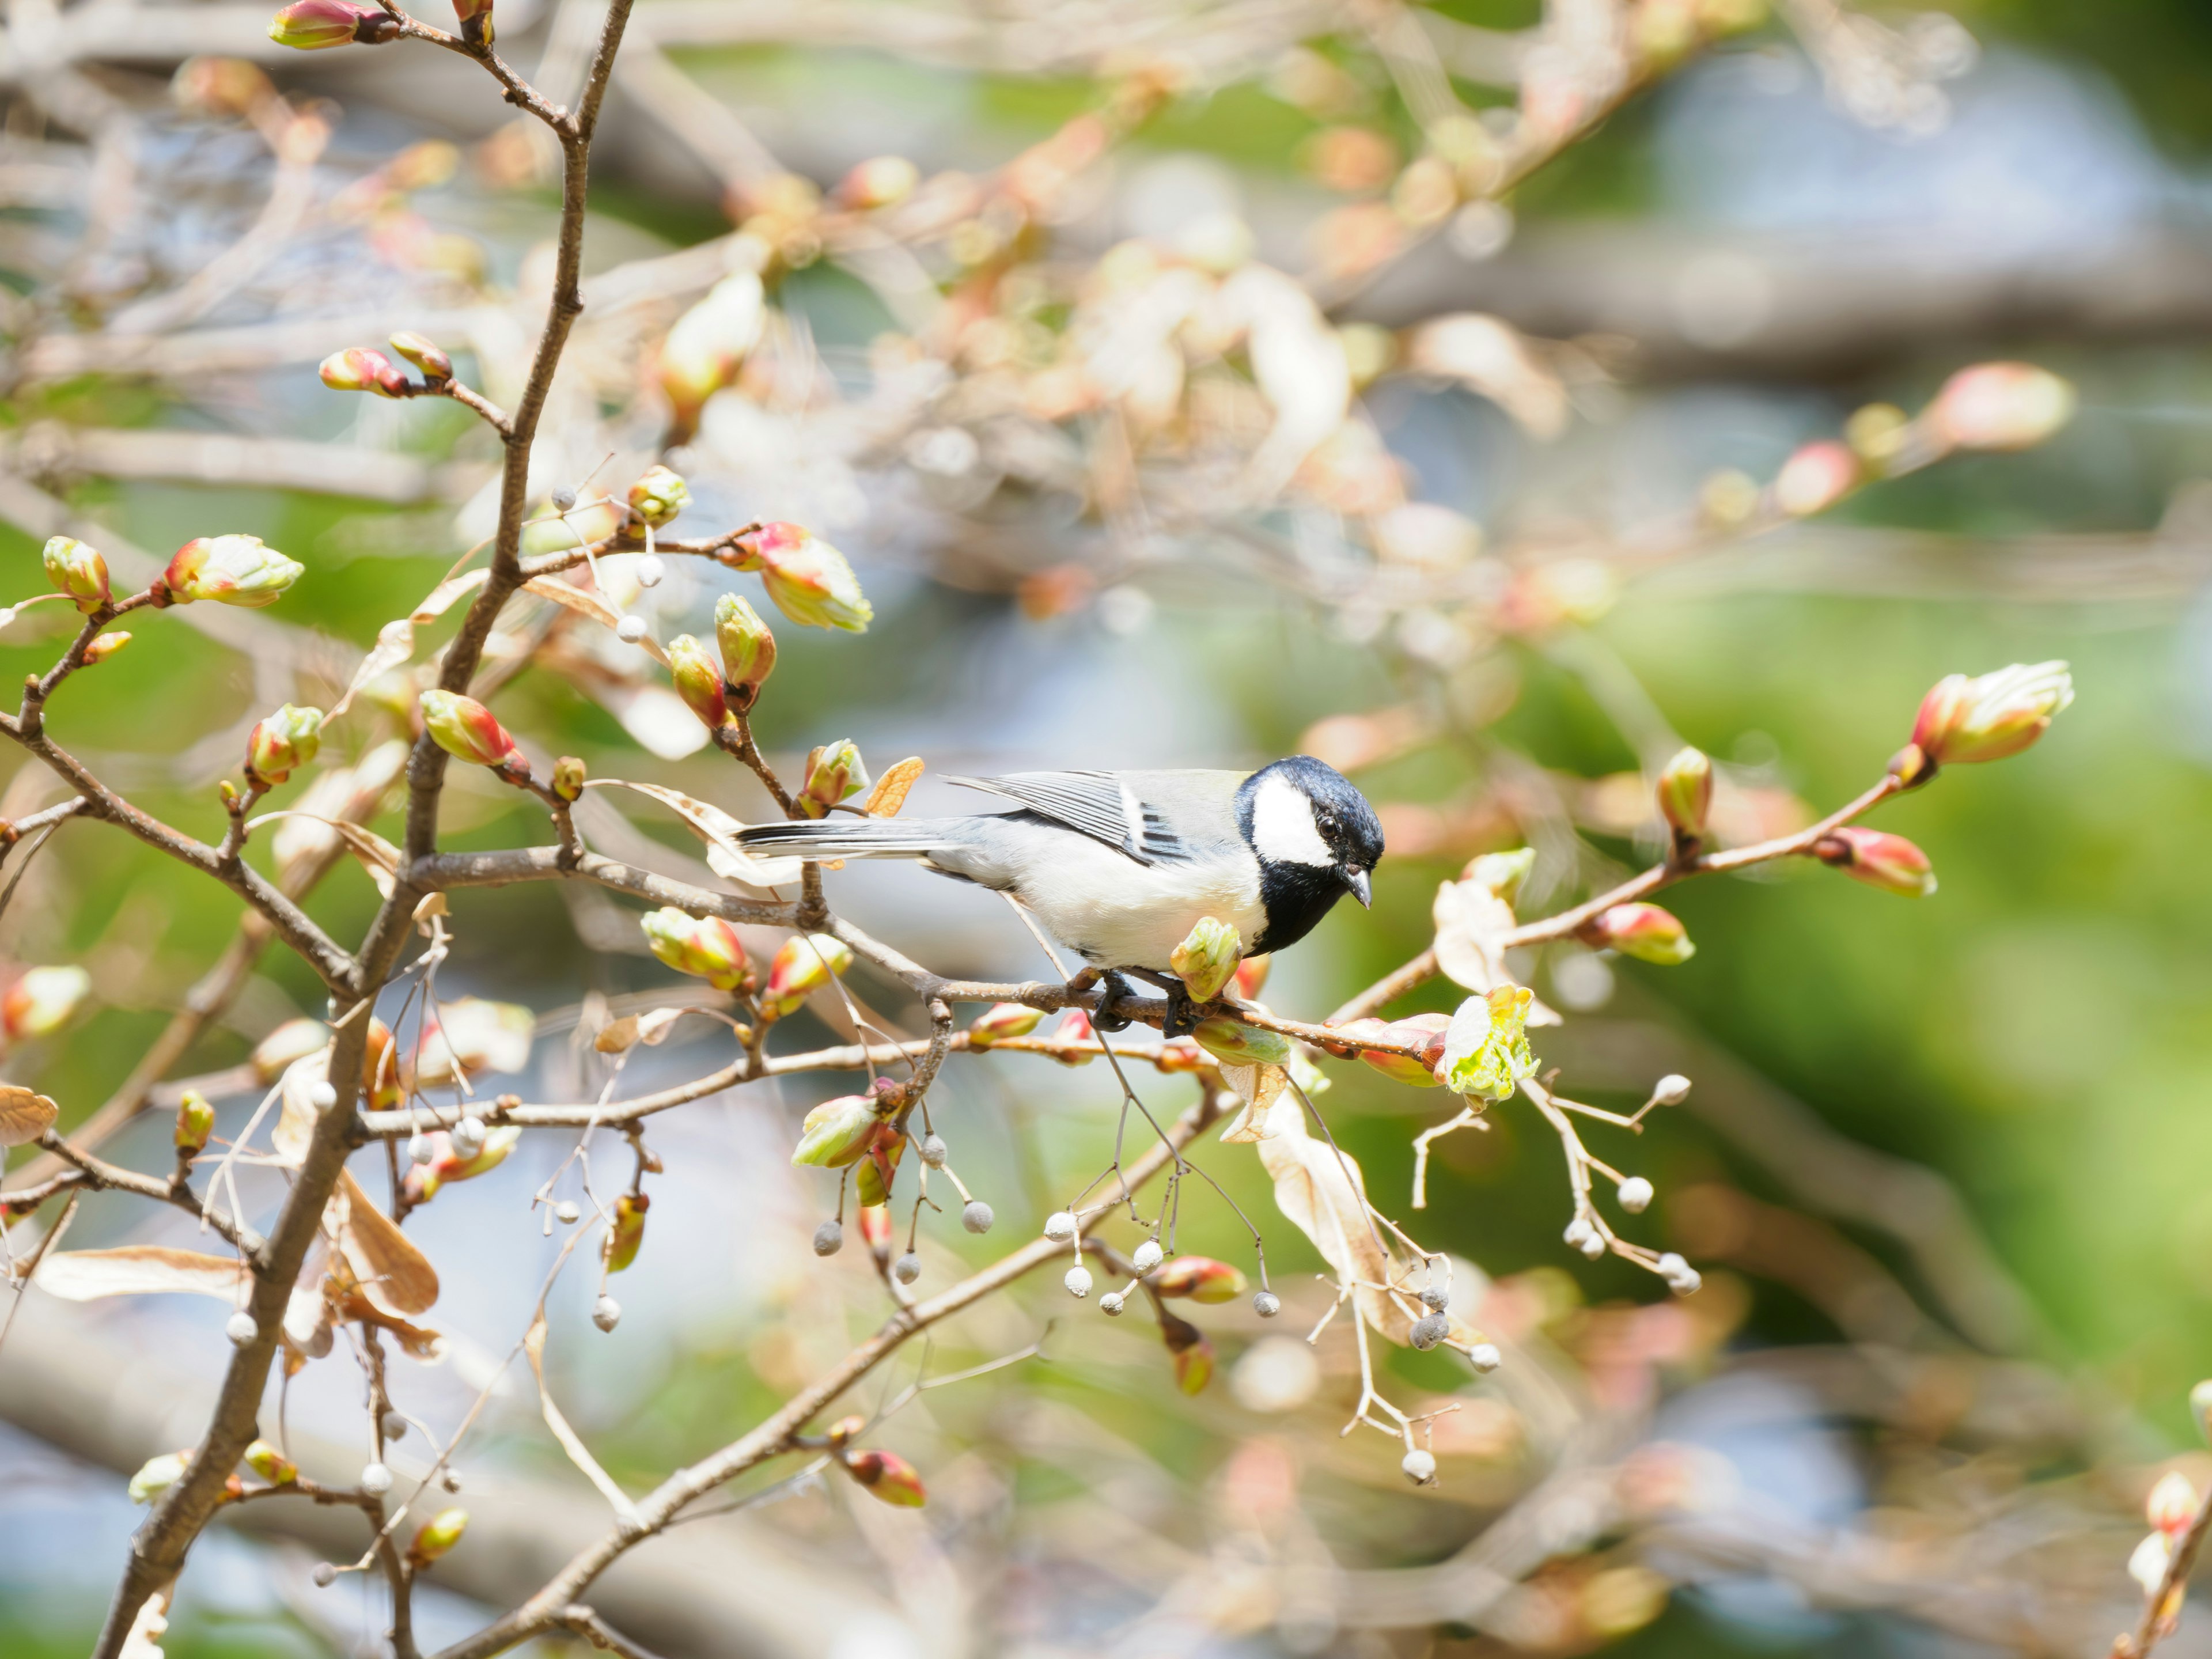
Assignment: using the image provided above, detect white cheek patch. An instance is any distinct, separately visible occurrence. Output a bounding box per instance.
[1251,775,1335,867]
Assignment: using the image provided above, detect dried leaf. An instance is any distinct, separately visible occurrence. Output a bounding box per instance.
[524,577,671,666]
[272,1051,328,1167]
[594,1007,686,1054]
[525,1309,638,1519]
[1431,878,1561,1027]
[1216,1063,1288,1142]
[327,569,493,719]
[332,1284,446,1361]
[0,1085,58,1147]
[585,778,803,889]
[862,757,925,817]
[1251,1097,1419,1344]
[329,1169,438,1316]
[246,813,400,898]
[31,1245,247,1301]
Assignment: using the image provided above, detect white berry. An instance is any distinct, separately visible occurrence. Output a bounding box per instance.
[307,1081,338,1112]
[1253,1290,1281,1318]
[1652,1073,1691,1106]
[813,1220,843,1256]
[1132,1238,1164,1274]
[1042,1211,1077,1243]
[1617,1176,1654,1214]
[634,555,665,588]
[892,1252,921,1284]
[312,1562,338,1588]
[551,488,577,512]
[1410,1313,1448,1350]
[1668,1267,1703,1297]
[555,1200,581,1224]
[961,1200,993,1234]
[1656,1252,1690,1279]
[1100,1291,1126,1316]
[918,1135,948,1168]
[359,1461,393,1497]
[442,1469,463,1493]
[1402,1449,1437,1484]
[225,1310,258,1346]
[381,1411,407,1442]
[407,1131,432,1166]
[616,615,647,643]
[592,1295,622,1332]
[1469,1342,1502,1373]
[1563,1217,1596,1250]
[449,1116,487,1158]
[1063,1265,1093,1298]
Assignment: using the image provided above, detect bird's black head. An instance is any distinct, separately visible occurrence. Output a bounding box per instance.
[1236,756,1387,955]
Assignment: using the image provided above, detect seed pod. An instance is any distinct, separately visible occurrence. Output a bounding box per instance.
[1656,747,1711,840]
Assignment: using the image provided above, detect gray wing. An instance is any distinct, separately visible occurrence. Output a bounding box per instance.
[942,770,1162,864]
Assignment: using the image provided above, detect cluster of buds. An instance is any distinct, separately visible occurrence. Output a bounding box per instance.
[403,1124,521,1205]
[42,536,110,613]
[724,523,873,632]
[1812,827,1936,897]
[1440,983,1536,1102]
[1331,1010,1450,1087]
[714,594,776,711]
[2130,1468,2201,1611]
[267,0,404,49]
[627,465,690,529]
[800,740,868,818]
[419,690,525,772]
[825,1416,927,1507]
[1657,747,1711,851]
[157,535,303,608]
[1892,661,2074,787]
[244,703,324,786]
[1,965,90,1043]
[760,933,853,1018]
[1582,902,1694,966]
[1168,916,1243,1003]
[639,907,752,993]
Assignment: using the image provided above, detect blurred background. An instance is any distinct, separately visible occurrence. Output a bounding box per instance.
[3,0,2212,1654]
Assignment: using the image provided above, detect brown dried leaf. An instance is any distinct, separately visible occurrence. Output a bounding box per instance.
[584,778,802,889]
[329,1169,438,1316]
[0,1085,58,1147]
[1251,1097,1419,1344]
[327,570,493,719]
[594,1007,686,1054]
[332,1285,446,1361]
[524,576,671,667]
[525,1309,638,1518]
[246,813,401,898]
[31,1245,247,1301]
[862,757,925,817]
[1216,1063,1287,1142]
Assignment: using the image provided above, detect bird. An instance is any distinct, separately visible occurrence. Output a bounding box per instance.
[734,756,1384,1031]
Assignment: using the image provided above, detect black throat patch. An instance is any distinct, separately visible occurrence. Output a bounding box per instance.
[1250,858,1346,955]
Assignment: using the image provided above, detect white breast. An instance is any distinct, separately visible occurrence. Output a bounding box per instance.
[1016,838,1266,971]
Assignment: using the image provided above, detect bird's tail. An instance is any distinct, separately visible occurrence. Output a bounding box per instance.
[733,817,959,861]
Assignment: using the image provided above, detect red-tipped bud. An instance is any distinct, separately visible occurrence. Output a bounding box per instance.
[729,522,873,632]
[1904,661,2073,772]
[418,690,521,768]
[244,1440,297,1484]
[604,1192,648,1272]
[1773,440,1858,518]
[761,933,853,1018]
[627,465,690,529]
[1812,827,1936,897]
[2,965,90,1041]
[175,1090,215,1156]
[835,156,920,209]
[844,1449,926,1507]
[245,703,324,785]
[1172,1335,1217,1395]
[1336,1012,1451,1087]
[1232,955,1271,999]
[1928,362,2075,453]
[854,1127,904,1207]
[1150,1256,1247,1303]
[713,594,775,711]
[967,1002,1044,1048]
[82,632,130,664]
[408,1506,469,1564]
[640,907,751,992]
[319,346,410,397]
[42,536,111,613]
[2149,1471,2200,1537]
[857,1204,893,1250]
[450,0,493,45]
[162,535,302,608]
[267,0,399,50]
[792,1094,886,1168]
[664,634,729,730]
[800,739,867,819]
[362,1018,401,1111]
[1192,1017,1291,1067]
[1657,747,1712,841]
[1051,1009,1097,1065]
[388,331,452,381]
[1169,916,1243,1003]
[1585,903,1695,965]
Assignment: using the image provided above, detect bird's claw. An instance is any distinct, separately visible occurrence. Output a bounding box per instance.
[1090,969,1136,1032]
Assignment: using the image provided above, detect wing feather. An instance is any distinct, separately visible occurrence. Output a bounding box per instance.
[943,771,1157,863]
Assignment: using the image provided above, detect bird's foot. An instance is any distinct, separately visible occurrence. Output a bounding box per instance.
[1121,967,1202,1037]
[1090,969,1137,1032]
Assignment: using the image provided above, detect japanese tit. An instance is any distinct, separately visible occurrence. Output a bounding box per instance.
[736,756,1384,1002]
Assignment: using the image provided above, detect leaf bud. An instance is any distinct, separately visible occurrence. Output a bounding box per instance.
[1927,362,2075,452]
[1232,954,1271,999]
[2,965,90,1041]
[1337,1012,1451,1088]
[858,1205,893,1250]
[604,1192,648,1272]
[835,155,920,209]
[244,1440,296,1484]
[792,1094,882,1168]
[83,632,131,664]
[1192,1018,1291,1068]
[388,331,452,381]
[1656,747,1711,841]
[2148,1470,2200,1537]
[1773,440,1858,517]
[409,1507,469,1564]
[825,1415,865,1448]
[245,703,324,785]
[41,536,110,613]
[657,271,765,426]
[713,593,776,710]
[1151,1256,1247,1304]
[161,535,302,608]
[641,907,751,992]
[1168,916,1243,1003]
[267,0,399,50]
[451,0,493,46]
[760,933,851,1017]
[1439,984,1536,1101]
[1903,660,2073,773]
[1584,903,1695,965]
[967,1002,1043,1048]
[799,738,868,819]
[551,755,585,801]
[319,346,410,397]
[175,1090,215,1156]
[844,1449,926,1508]
[1813,827,1937,897]
[626,464,690,528]
[729,522,873,632]
[130,1451,191,1505]
[418,690,521,768]
[664,634,730,730]
[1172,1334,1216,1395]
[2130,1531,2173,1595]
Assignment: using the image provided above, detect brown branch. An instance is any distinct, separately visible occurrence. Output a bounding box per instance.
[29,1132,259,1266]
[558,1606,666,1659]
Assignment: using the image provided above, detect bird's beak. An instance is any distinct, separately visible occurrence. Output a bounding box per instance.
[1342,866,1372,909]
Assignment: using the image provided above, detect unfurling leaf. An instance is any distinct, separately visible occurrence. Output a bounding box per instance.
[0,1085,59,1147]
